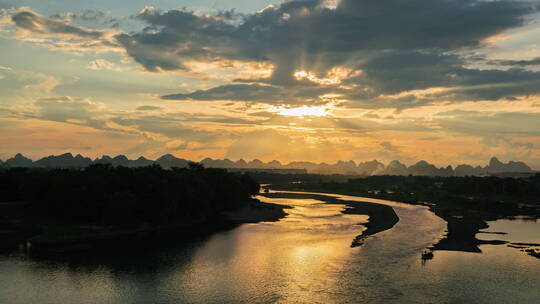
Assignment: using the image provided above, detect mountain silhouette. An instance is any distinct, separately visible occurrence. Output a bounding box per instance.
[5,153,34,167]
[383,160,408,175]
[0,153,535,176]
[33,153,92,168]
[487,157,531,173]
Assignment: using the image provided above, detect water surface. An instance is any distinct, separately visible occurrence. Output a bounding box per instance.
[0,192,539,303]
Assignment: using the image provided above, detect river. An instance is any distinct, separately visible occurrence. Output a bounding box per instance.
[0,191,539,303]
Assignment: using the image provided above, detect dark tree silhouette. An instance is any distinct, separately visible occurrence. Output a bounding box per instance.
[0,164,261,227]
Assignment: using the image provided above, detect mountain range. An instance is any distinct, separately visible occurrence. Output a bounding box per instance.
[0,153,535,177]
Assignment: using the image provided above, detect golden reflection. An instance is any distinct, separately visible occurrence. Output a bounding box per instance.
[165,196,369,303]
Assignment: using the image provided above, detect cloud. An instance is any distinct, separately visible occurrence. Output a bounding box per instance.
[436,111,540,137]
[111,116,216,142]
[112,0,537,108]
[6,96,228,152]
[119,0,533,72]
[249,112,433,134]
[342,51,540,106]
[3,8,119,53]
[78,9,106,22]
[0,67,61,98]
[4,2,540,109]
[11,9,105,39]
[34,96,103,123]
[0,66,10,79]
[380,141,399,152]
[122,0,534,67]
[488,57,540,67]
[511,141,534,149]
[87,59,123,71]
[162,84,286,103]
[136,105,161,111]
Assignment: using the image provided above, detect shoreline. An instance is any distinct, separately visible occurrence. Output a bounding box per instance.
[267,186,540,257]
[260,192,399,247]
[429,215,507,252]
[221,199,291,224]
[0,198,290,255]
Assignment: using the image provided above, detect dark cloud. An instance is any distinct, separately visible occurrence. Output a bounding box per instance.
[126,0,536,107]
[162,84,284,102]
[136,105,161,111]
[11,10,106,39]
[116,0,534,71]
[489,57,540,67]
[6,2,540,108]
[346,51,540,104]
[335,0,532,49]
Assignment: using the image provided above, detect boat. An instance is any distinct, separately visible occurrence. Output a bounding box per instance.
[421,250,434,260]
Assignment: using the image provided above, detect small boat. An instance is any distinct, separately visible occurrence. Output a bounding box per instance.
[421,250,434,260]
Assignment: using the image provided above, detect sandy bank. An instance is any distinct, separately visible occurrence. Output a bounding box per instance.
[260,192,399,247]
[221,199,291,224]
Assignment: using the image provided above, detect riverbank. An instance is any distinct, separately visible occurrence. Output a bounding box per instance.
[0,198,290,254]
[267,184,540,257]
[222,199,291,224]
[260,192,399,247]
[429,215,507,252]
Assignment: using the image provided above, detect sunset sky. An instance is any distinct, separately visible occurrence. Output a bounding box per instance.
[1,0,539,168]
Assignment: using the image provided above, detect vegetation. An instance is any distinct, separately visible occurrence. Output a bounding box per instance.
[263,174,540,217]
[245,172,353,185]
[0,163,260,228]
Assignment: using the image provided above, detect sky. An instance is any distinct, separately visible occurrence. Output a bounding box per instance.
[0,0,539,168]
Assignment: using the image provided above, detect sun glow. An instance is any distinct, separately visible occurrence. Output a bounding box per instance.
[293,67,363,85]
[271,105,331,117]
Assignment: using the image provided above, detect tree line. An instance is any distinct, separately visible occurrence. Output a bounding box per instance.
[0,163,260,227]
